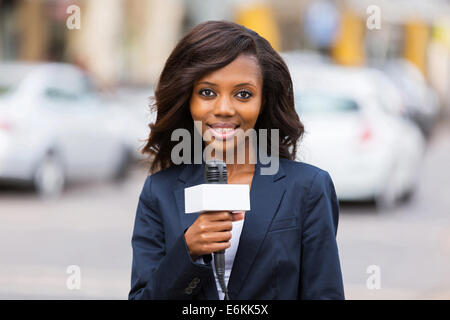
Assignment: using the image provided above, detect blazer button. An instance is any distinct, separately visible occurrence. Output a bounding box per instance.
[184,287,193,295]
[192,277,200,284]
[188,282,197,289]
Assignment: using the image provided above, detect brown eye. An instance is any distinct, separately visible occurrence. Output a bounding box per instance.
[236,90,253,100]
[199,88,216,98]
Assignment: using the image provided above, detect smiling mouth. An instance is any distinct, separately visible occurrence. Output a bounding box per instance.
[207,123,240,140]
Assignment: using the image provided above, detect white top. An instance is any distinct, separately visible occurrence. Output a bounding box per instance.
[196,214,245,300]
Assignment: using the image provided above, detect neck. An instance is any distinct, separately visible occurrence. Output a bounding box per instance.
[226,137,257,179]
[204,137,257,178]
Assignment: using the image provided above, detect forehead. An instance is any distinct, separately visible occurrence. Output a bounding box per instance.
[195,54,262,86]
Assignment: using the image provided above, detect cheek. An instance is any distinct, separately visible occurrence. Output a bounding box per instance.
[189,98,200,120]
[190,97,211,121]
[190,98,208,135]
[239,103,261,127]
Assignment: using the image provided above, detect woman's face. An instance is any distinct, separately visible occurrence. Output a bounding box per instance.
[190,54,263,159]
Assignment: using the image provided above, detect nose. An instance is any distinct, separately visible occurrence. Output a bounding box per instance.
[213,95,235,117]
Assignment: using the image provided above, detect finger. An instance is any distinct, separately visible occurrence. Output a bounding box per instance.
[200,231,232,243]
[207,221,233,232]
[231,211,245,221]
[205,241,231,253]
[206,211,233,221]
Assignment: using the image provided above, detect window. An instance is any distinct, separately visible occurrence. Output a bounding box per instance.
[45,87,81,102]
[295,92,359,115]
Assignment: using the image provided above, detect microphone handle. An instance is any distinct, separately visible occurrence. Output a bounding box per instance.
[214,250,229,300]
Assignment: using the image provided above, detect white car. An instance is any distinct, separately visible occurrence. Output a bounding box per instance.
[290,65,426,208]
[110,86,155,161]
[0,62,136,197]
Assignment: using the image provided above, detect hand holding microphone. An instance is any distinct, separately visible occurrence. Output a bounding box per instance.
[184,210,244,261]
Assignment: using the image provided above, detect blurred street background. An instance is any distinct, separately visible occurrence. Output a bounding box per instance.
[0,0,449,299]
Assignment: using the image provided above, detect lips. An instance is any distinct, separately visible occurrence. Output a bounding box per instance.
[207,122,239,140]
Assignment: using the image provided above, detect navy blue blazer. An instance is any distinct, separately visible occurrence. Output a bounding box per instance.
[129,157,345,300]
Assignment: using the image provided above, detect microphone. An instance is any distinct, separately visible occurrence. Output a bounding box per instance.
[204,159,230,300]
[184,160,250,299]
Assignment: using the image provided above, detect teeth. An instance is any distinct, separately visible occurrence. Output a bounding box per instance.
[214,127,235,133]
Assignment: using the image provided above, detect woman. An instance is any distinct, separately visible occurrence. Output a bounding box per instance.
[129,20,344,300]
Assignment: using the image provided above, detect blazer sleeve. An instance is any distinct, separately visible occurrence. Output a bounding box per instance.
[298,170,345,300]
[128,176,214,300]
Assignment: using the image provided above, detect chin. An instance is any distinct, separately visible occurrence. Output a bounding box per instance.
[204,138,250,163]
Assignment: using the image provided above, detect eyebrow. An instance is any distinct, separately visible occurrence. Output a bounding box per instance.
[197,81,256,88]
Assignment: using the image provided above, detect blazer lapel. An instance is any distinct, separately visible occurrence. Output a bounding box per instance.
[227,157,286,299]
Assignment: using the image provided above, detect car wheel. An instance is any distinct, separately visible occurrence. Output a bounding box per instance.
[112,147,133,182]
[375,161,400,211]
[375,187,397,211]
[399,172,420,204]
[33,153,65,198]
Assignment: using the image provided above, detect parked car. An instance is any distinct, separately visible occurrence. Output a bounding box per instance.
[109,86,155,161]
[290,65,426,208]
[377,59,440,138]
[0,62,137,197]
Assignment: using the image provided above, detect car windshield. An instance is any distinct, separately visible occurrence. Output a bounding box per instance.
[295,92,359,114]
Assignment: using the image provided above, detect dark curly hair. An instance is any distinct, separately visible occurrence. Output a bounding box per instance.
[142,20,304,173]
